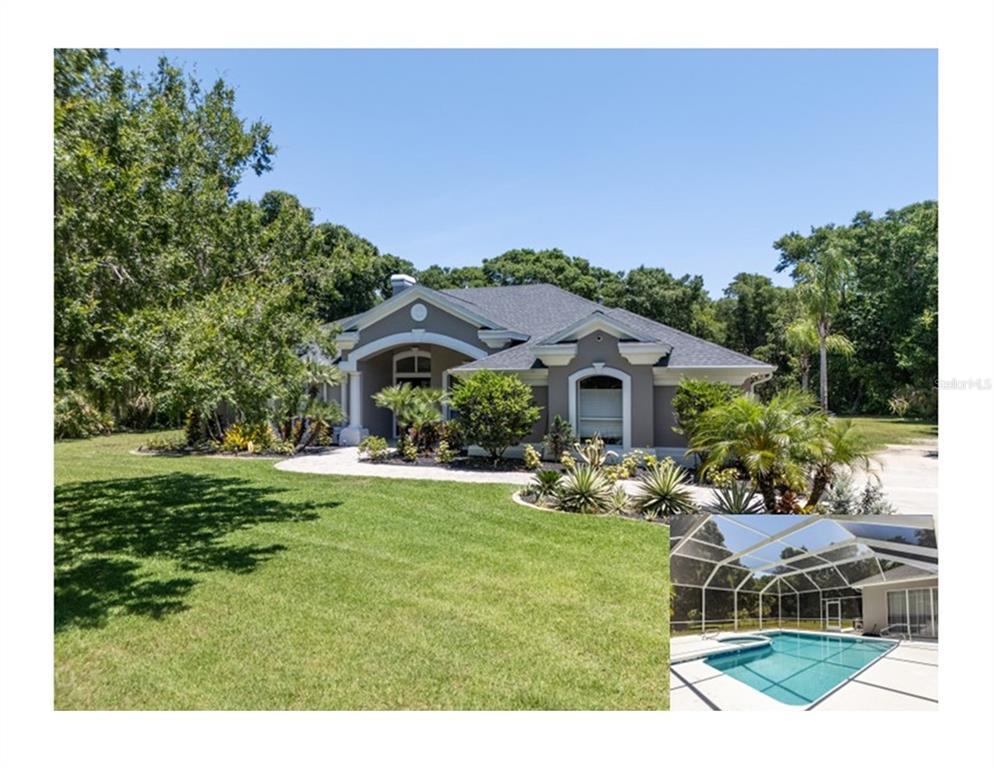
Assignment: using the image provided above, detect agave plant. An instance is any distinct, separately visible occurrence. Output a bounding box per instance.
[606,485,631,516]
[529,468,563,503]
[632,460,698,518]
[706,481,765,514]
[553,464,615,515]
[573,434,619,469]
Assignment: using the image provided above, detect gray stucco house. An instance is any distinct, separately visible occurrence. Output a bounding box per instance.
[322,274,774,458]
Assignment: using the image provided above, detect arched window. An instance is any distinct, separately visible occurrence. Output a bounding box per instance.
[393,349,432,389]
[577,375,624,444]
[568,366,632,449]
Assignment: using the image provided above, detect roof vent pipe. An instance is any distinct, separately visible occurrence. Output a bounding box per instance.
[390,273,417,296]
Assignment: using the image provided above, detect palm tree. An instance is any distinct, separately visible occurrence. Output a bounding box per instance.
[785,316,855,394]
[805,419,875,509]
[690,390,820,512]
[372,383,445,448]
[794,239,854,411]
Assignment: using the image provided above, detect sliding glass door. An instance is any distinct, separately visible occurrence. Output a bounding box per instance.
[886,587,938,638]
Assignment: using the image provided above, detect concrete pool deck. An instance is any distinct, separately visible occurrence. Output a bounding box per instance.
[670,632,938,710]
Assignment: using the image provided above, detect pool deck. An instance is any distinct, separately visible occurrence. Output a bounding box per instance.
[670,631,938,710]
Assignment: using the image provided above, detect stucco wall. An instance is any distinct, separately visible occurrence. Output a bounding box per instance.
[546,331,656,448]
[356,300,487,351]
[860,577,938,634]
[359,350,395,437]
[526,385,549,442]
[652,385,686,448]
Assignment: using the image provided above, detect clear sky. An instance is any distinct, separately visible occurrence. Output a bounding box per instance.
[110,49,937,295]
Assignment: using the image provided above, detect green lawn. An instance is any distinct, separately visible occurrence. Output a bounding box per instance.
[55,433,668,710]
[838,416,937,448]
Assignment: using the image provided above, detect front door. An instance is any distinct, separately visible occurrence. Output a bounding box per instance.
[824,599,842,630]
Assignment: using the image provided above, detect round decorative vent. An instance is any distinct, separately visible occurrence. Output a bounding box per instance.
[410,303,428,322]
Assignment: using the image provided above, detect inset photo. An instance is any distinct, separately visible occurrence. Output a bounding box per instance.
[669,514,937,710]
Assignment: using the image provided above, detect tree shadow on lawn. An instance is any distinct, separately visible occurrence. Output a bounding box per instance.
[55,473,331,633]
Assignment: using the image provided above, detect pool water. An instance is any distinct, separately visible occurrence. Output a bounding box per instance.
[704,631,895,706]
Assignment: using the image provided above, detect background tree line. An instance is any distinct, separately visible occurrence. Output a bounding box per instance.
[55,50,937,437]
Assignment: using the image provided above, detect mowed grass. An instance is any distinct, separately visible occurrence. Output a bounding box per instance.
[840,416,937,448]
[55,433,669,710]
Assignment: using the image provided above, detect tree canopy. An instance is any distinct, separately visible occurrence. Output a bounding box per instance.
[54,49,937,434]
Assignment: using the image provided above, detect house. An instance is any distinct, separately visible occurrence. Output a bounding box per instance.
[849,564,938,639]
[321,274,774,457]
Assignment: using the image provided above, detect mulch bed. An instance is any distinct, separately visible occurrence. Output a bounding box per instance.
[368,453,560,472]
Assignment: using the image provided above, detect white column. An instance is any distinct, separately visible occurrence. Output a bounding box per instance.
[349,372,362,427]
[339,371,369,445]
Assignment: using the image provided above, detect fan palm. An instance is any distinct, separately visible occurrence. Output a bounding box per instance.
[373,383,445,449]
[690,389,821,512]
[805,419,876,509]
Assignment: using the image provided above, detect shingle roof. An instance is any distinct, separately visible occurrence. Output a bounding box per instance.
[437,284,772,371]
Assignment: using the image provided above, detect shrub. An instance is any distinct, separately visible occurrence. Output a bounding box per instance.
[450,371,541,460]
[220,422,277,453]
[553,464,615,515]
[542,415,574,459]
[703,466,740,489]
[820,471,897,515]
[358,435,390,461]
[887,385,937,420]
[141,435,187,453]
[54,391,114,439]
[523,444,542,470]
[435,421,463,452]
[632,459,698,517]
[560,450,576,470]
[887,395,910,418]
[529,468,563,503]
[672,379,738,439]
[706,482,765,514]
[434,440,456,463]
[401,439,419,462]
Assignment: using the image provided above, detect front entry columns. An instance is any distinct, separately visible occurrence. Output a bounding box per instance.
[338,371,369,446]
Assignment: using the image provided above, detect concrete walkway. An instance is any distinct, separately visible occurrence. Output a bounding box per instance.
[273,440,937,515]
[274,447,534,485]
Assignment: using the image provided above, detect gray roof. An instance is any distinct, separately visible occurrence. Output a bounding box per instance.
[436,284,771,370]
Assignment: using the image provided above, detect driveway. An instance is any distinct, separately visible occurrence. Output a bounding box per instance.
[854,440,938,516]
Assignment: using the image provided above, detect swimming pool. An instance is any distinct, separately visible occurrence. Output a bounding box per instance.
[703,631,896,706]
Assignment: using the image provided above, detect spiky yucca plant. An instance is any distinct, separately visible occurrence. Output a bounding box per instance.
[606,485,631,516]
[554,464,615,515]
[706,481,765,514]
[633,460,698,518]
[529,468,563,503]
[573,435,619,469]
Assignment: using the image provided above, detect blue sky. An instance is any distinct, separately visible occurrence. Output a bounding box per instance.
[111,49,936,295]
